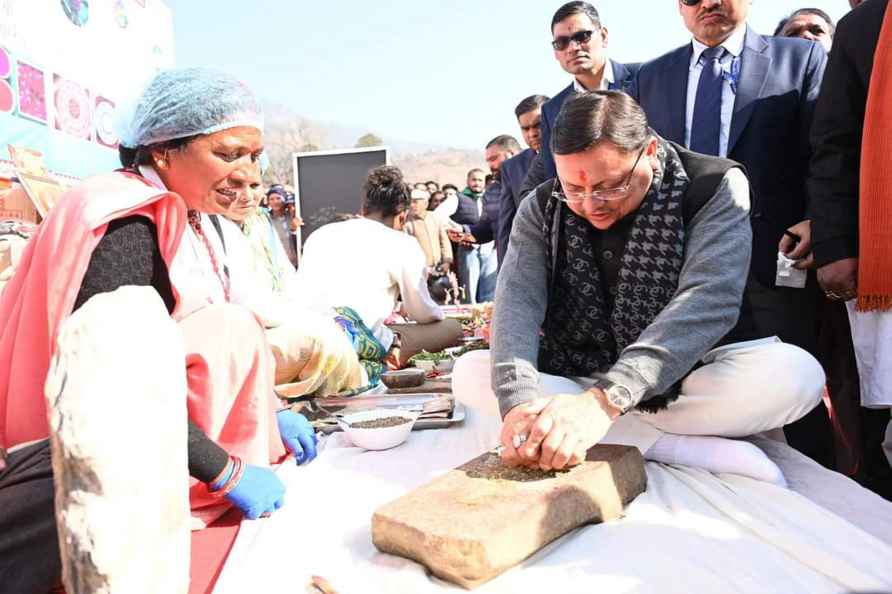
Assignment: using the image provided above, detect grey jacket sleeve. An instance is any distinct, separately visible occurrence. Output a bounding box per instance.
[491,169,752,417]
[604,168,752,404]
[491,194,551,417]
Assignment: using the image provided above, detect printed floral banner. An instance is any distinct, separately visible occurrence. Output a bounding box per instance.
[0,0,174,178]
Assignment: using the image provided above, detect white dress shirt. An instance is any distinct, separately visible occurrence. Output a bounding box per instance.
[572,58,616,93]
[685,26,746,157]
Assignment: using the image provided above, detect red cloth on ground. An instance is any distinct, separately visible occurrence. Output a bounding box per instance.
[190,508,243,594]
[52,509,243,594]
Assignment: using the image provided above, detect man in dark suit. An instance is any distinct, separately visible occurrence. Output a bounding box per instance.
[809,0,890,498]
[450,137,522,299]
[519,1,640,198]
[457,134,525,257]
[463,95,548,264]
[451,168,499,303]
[630,0,829,464]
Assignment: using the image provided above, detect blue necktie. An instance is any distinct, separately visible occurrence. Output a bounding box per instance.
[690,46,726,156]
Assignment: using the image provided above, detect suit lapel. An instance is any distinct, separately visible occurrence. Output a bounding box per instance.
[504,150,532,206]
[610,60,629,91]
[546,84,575,128]
[662,46,692,144]
[728,27,771,154]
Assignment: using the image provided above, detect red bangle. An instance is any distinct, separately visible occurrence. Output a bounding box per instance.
[208,457,234,489]
[210,456,244,499]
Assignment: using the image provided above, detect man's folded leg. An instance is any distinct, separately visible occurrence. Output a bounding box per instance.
[641,338,825,438]
[631,338,825,484]
[453,342,825,484]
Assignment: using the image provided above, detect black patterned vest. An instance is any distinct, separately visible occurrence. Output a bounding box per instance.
[536,140,756,410]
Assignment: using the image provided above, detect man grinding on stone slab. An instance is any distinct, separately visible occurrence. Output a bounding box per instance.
[454,91,825,484]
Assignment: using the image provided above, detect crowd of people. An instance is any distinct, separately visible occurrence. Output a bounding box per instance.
[0,0,890,591]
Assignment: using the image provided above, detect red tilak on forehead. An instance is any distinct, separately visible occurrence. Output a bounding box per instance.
[579,170,588,183]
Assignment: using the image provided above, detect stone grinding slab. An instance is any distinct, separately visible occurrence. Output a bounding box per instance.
[372,444,646,589]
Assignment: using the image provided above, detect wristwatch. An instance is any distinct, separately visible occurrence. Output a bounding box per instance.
[592,377,634,415]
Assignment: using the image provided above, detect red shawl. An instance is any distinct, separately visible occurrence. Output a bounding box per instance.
[0,171,186,451]
[857,2,892,311]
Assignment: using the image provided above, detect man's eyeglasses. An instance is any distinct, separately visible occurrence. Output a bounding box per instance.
[679,0,702,6]
[552,146,646,204]
[551,29,594,51]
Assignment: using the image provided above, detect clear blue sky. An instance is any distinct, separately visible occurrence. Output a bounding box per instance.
[165,1,851,150]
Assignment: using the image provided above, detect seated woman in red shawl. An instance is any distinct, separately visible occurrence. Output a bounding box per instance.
[0,68,317,593]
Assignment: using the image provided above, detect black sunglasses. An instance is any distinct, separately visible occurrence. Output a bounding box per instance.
[680,0,702,6]
[551,29,594,51]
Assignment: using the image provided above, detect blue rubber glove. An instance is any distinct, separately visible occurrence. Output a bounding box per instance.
[225,465,286,520]
[277,409,318,465]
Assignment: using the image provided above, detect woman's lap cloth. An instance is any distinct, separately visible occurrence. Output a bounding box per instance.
[266,308,367,399]
[185,304,287,527]
[453,338,825,452]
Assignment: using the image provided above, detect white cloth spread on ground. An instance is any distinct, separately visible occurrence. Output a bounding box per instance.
[214,404,892,594]
[295,217,444,348]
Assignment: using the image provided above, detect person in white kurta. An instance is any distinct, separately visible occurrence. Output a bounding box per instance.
[296,217,444,350]
[295,166,444,351]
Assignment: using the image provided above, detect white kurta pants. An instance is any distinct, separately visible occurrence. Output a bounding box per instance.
[846,303,892,466]
[452,338,826,454]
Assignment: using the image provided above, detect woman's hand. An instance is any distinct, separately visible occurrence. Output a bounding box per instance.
[225,465,286,520]
[277,410,318,465]
[518,390,621,471]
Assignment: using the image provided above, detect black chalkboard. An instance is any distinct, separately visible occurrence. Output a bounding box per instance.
[293,147,389,250]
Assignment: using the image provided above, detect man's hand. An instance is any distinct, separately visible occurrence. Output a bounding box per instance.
[522,390,621,471]
[446,228,476,246]
[778,219,814,270]
[818,258,858,301]
[499,398,551,468]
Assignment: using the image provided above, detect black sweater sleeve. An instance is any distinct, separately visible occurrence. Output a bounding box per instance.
[72,215,229,483]
[808,0,887,267]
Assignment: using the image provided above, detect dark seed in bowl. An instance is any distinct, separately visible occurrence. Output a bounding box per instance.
[349,416,412,429]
